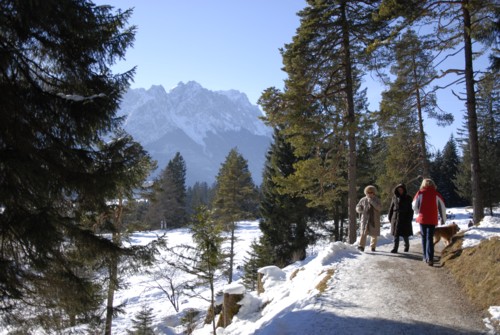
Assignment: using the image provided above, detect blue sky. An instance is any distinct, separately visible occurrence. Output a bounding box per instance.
[96,0,305,106]
[94,0,491,152]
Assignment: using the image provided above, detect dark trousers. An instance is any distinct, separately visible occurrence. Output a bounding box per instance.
[420,224,436,262]
[393,235,409,251]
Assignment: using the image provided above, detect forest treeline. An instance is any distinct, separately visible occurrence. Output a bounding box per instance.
[0,0,498,334]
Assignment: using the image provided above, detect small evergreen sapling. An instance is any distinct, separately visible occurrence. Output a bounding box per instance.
[127,305,156,335]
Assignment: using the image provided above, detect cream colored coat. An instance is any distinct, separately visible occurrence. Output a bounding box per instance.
[356,196,382,236]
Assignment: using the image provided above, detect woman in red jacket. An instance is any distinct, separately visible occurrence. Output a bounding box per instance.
[412,179,446,266]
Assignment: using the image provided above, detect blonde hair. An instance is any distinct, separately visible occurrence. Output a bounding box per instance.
[420,178,436,190]
[364,185,377,195]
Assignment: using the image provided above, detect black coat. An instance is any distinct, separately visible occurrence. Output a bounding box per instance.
[388,184,414,237]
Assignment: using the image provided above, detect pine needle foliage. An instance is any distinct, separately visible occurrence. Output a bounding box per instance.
[212,148,258,283]
[145,152,188,229]
[258,129,317,267]
[127,305,156,335]
[260,0,389,244]
[0,0,155,330]
[378,0,498,224]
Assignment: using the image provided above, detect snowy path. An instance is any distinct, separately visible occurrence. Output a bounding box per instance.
[110,213,498,335]
[309,240,488,335]
[245,237,489,335]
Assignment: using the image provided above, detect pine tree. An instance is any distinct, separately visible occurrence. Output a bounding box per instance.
[258,129,315,267]
[98,135,156,335]
[375,122,422,205]
[378,0,498,228]
[168,206,224,335]
[430,150,444,195]
[123,198,151,232]
[212,148,258,283]
[145,152,188,229]
[357,110,398,209]
[431,137,467,207]
[163,152,188,227]
[260,0,388,244]
[455,71,500,214]
[127,305,156,335]
[476,72,500,213]
[0,1,154,328]
[242,237,275,290]
[378,30,453,180]
[454,132,473,204]
[186,182,214,215]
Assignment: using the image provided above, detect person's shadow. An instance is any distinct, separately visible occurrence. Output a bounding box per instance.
[376,249,443,266]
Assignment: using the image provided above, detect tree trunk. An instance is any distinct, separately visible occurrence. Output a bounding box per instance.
[462,2,484,224]
[210,280,217,335]
[105,198,124,335]
[104,255,118,335]
[340,2,358,244]
[416,93,428,178]
[413,58,430,177]
[228,222,235,284]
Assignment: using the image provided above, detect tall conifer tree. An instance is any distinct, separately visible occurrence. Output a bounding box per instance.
[378,0,498,226]
[431,137,466,207]
[455,70,500,214]
[0,2,152,327]
[146,152,188,229]
[259,129,315,267]
[212,148,257,283]
[186,181,214,213]
[161,155,187,228]
[476,72,500,213]
[99,134,155,335]
[454,128,473,204]
[378,30,453,181]
[261,0,387,244]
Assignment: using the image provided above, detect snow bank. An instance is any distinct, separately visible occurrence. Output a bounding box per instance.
[462,216,500,248]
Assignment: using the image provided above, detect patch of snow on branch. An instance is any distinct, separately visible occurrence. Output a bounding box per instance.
[57,92,106,101]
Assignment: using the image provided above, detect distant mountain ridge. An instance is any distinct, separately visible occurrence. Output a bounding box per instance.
[118,81,272,185]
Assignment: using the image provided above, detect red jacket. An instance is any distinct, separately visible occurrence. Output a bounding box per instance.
[412,186,446,225]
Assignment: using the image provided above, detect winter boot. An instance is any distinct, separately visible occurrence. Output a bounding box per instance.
[391,238,399,253]
[403,237,410,252]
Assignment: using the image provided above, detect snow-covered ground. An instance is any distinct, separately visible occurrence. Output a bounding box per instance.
[113,207,500,335]
[2,208,499,334]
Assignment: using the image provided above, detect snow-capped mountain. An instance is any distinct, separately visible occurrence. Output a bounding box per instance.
[118,81,272,185]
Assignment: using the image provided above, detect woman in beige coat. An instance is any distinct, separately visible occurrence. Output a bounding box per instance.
[356,185,382,252]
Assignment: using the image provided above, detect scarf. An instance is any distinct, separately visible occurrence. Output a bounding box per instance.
[367,201,375,227]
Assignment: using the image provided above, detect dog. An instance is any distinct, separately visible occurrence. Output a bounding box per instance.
[433,223,460,247]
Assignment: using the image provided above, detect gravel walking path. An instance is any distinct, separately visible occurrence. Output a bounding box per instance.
[314,239,488,335]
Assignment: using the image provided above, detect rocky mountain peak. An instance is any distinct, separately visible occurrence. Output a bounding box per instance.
[118,81,272,185]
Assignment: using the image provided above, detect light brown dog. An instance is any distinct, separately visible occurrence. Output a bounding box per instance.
[433,223,460,247]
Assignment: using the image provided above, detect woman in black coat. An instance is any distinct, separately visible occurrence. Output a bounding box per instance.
[388,183,414,253]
